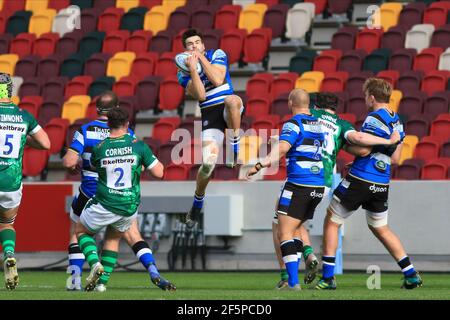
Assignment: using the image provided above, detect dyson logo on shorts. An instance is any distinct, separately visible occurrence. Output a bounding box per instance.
[310,190,324,198]
[369,185,387,193]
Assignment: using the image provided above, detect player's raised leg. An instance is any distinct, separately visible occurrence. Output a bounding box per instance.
[186,140,219,228]
[224,95,243,166]
[0,206,19,290]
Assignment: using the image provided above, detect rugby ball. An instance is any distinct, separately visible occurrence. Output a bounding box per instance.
[175,52,203,74]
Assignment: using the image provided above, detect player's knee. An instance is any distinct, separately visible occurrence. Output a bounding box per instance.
[224,95,242,109]
[366,211,388,228]
[328,207,345,226]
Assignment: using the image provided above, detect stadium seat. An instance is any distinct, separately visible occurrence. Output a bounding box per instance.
[320,71,348,93]
[136,76,161,110]
[106,51,136,80]
[102,30,130,55]
[345,71,373,95]
[0,54,19,75]
[305,0,326,15]
[98,7,124,32]
[70,0,93,10]
[270,92,290,117]
[377,70,400,87]
[395,160,422,180]
[413,47,444,73]
[289,49,317,74]
[10,33,36,58]
[295,71,324,93]
[18,77,42,97]
[214,164,240,180]
[126,30,152,54]
[270,72,297,101]
[363,48,392,75]
[377,2,403,32]
[243,27,272,64]
[389,48,417,73]
[38,97,63,126]
[245,95,271,118]
[83,52,112,78]
[29,9,57,38]
[215,4,241,31]
[61,95,91,124]
[431,25,450,51]
[130,52,158,80]
[60,53,85,79]
[149,30,174,55]
[55,30,83,57]
[399,135,419,165]
[33,32,59,57]
[262,3,289,39]
[331,26,358,53]
[14,55,40,78]
[338,49,367,73]
[238,3,268,33]
[143,5,173,35]
[22,147,49,177]
[237,135,262,164]
[0,34,13,54]
[201,29,223,52]
[139,0,163,10]
[79,31,106,60]
[191,6,217,30]
[120,6,149,32]
[65,75,93,99]
[6,11,32,37]
[48,0,70,11]
[421,70,450,96]
[430,119,450,144]
[158,75,184,111]
[438,48,450,72]
[327,0,351,15]
[396,70,423,95]
[346,95,367,122]
[337,113,356,126]
[251,115,280,137]
[154,51,177,77]
[2,0,26,18]
[398,2,426,30]
[381,26,406,52]
[423,1,450,29]
[220,28,247,65]
[42,76,67,100]
[389,90,402,113]
[397,92,426,121]
[334,91,348,114]
[45,119,72,155]
[163,163,189,181]
[79,7,101,34]
[285,3,314,40]
[116,0,139,12]
[88,76,115,98]
[112,75,138,97]
[424,92,449,121]
[19,96,43,117]
[313,50,342,74]
[405,24,435,53]
[414,140,440,161]
[441,141,450,158]
[167,6,191,34]
[421,162,448,180]
[406,116,431,140]
[355,28,383,54]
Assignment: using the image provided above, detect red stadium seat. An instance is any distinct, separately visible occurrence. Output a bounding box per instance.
[245,94,272,118]
[55,30,83,57]
[149,30,174,55]
[22,147,49,178]
[398,2,426,30]
[421,162,448,180]
[151,117,181,143]
[376,70,400,87]
[431,25,450,50]
[139,0,162,10]
[423,92,449,121]
[80,8,103,34]
[156,141,178,166]
[389,48,417,73]
[331,26,358,53]
[246,72,274,98]
[2,0,26,19]
[10,33,36,58]
[262,3,289,39]
[14,55,40,78]
[220,28,246,64]
[102,30,130,55]
[397,92,425,121]
[159,75,184,111]
[270,72,297,101]
[396,70,423,95]
[251,115,280,137]
[270,92,290,117]
[345,71,373,94]
[338,49,367,73]
[18,77,43,98]
[44,118,70,155]
[213,164,240,180]
[380,26,406,52]
[423,1,450,29]
[414,140,440,161]
[320,71,348,92]
[164,163,189,181]
[168,7,192,34]
[42,77,67,101]
[84,53,112,79]
[37,98,64,126]
[430,119,450,144]
[395,161,422,180]
[337,113,356,126]
[421,70,450,96]
[191,6,217,30]
[65,76,93,99]
[112,75,138,97]
[37,54,63,78]
[406,116,430,140]
[355,28,383,54]
[48,0,71,11]
[154,51,177,77]
[413,47,444,73]
[130,52,158,80]
[346,95,368,122]
[215,5,242,31]
[98,8,125,32]
[33,33,59,58]
[126,30,153,54]
[18,96,43,118]
[136,76,161,111]
[313,50,342,73]
[243,28,272,64]
[305,0,327,14]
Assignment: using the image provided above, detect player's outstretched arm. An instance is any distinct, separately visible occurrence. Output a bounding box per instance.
[149,161,164,179]
[343,144,371,158]
[27,128,50,150]
[62,149,81,173]
[246,141,291,178]
[346,130,400,147]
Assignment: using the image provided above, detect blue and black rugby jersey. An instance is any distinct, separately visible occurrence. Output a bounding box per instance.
[279,113,325,187]
[69,119,135,197]
[177,49,234,108]
[349,108,405,184]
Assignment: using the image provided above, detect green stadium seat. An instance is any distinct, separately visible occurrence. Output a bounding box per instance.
[88,76,115,98]
[60,53,85,79]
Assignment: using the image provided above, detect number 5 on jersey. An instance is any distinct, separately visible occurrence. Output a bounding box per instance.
[0,132,21,159]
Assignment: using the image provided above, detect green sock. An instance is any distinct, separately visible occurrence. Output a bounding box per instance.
[78,234,99,267]
[0,229,16,259]
[303,245,314,260]
[280,269,288,281]
[98,250,118,285]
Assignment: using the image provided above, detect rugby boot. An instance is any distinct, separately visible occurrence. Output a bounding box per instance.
[151,273,176,292]
[275,279,288,290]
[279,283,301,291]
[401,272,423,289]
[315,277,337,290]
[85,262,104,292]
[4,253,19,290]
[304,253,319,284]
[185,206,201,229]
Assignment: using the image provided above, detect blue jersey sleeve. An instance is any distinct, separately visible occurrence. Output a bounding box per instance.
[211,49,228,66]
[177,70,191,88]
[280,120,301,146]
[69,129,84,154]
[361,113,391,138]
[127,128,136,139]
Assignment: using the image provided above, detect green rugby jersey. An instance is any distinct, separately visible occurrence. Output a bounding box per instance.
[0,102,41,192]
[311,109,355,187]
[90,134,158,217]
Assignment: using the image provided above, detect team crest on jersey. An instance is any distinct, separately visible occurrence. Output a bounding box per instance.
[310,165,320,174]
[375,160,387,172]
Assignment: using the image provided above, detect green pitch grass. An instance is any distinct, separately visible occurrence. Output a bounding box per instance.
[0,271,448,300]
